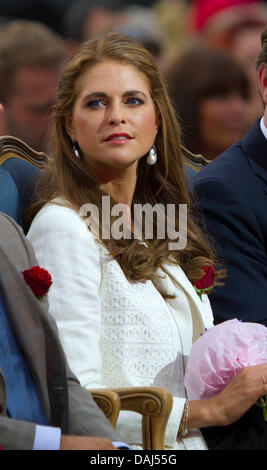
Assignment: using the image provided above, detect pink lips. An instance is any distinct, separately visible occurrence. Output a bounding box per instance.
[104,133,132,143]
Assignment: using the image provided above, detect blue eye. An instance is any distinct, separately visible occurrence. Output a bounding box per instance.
[87,100,105,109]
[127,97,143,106]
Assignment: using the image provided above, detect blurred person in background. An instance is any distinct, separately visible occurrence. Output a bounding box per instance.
[165,43,250,161]
[192,26,267,328]
[0,0,158,36]
[61,0,168,66]
[61,0,130,57]
[153,0,192,69]
[0,20,67,152]
[187,0,267,127]
[110,5,169,69]
[0,0,74,35]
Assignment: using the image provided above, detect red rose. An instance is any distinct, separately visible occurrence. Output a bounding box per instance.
[193,266,215,290]
[22,266,52,299]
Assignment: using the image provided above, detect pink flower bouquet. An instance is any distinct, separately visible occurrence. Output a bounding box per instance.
[184,319,267,420]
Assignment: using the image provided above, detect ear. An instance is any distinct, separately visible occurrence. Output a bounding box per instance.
[64,114,76,140]
[259,63,267,105]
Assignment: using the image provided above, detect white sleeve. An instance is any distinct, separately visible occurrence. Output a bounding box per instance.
[27,204,103,389]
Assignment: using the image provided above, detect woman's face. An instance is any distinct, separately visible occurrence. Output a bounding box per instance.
[65,60,158,179]
[199,91,249,160]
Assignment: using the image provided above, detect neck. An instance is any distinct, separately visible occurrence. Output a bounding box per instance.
[102,180,135,207]
[100,168,137,207]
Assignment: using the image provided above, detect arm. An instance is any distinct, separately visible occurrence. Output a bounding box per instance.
[27,204,103,390]
[66,366,123,441]
[0,415,116,450]
[185,363,267,432]
[28,206,125,441]
[0,213,119,449]
[193,178,267,325]
[0,414,37,450]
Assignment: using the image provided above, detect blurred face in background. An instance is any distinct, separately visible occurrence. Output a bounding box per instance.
[198,90,249,160]
[82,8,128,39]
[231,26,264,125]
[4,65,62,151]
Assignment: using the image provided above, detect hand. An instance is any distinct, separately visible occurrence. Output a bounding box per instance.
[187,363,267,430]
[205,363,267,427]
[60,435,117,450]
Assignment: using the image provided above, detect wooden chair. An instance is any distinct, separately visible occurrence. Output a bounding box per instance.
[91,387,173,449]
[182,145,210,172]
[0,135,173,449]
[0,135,47,226]
[181,145,210,188]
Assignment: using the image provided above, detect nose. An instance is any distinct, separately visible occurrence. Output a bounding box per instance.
[107,102,126,125]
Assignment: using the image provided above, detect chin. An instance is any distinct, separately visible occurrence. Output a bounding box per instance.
[108,156,140,168]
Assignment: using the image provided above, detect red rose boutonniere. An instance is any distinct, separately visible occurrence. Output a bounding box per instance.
[193,266,215,300]
[22,266,52,299]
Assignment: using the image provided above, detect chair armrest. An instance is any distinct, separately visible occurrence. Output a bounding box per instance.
[112,387,173,450]
[90,389,121,428]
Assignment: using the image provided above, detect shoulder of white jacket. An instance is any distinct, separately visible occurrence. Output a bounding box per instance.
[28,198,93,239]
[32,199,80,223]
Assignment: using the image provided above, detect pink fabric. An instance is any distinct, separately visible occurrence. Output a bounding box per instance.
[184,319,267,400]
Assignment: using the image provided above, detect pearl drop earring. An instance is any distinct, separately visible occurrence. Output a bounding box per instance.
[146,146,157,165]
[72,141,80,159]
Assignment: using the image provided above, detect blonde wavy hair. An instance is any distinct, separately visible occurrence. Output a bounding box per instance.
[28,31,223,291]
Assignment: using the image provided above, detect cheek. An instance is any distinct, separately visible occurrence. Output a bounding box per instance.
[9,98,26,116]
[200,103,223,134]
[139,109,158,140]
[73,114,97,141]
[201,102,220,121]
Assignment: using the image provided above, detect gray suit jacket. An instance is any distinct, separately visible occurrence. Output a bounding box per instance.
[0,212,121,449]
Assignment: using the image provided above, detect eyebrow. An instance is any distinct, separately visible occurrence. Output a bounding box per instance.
[82,90,147,102]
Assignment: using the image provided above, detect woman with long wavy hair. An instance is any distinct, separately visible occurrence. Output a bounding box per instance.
[27,32,267,449]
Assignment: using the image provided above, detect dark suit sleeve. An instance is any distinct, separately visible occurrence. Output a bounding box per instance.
[193,178,267,325]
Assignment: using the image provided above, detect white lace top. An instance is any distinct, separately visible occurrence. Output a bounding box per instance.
[27,200,214,450]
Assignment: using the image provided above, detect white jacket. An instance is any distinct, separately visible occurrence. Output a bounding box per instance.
[27,199,214,449]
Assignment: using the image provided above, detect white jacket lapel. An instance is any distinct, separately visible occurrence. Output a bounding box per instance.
[160,264,207,349]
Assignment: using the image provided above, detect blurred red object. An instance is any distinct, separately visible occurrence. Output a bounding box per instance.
[189,0,266,32]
